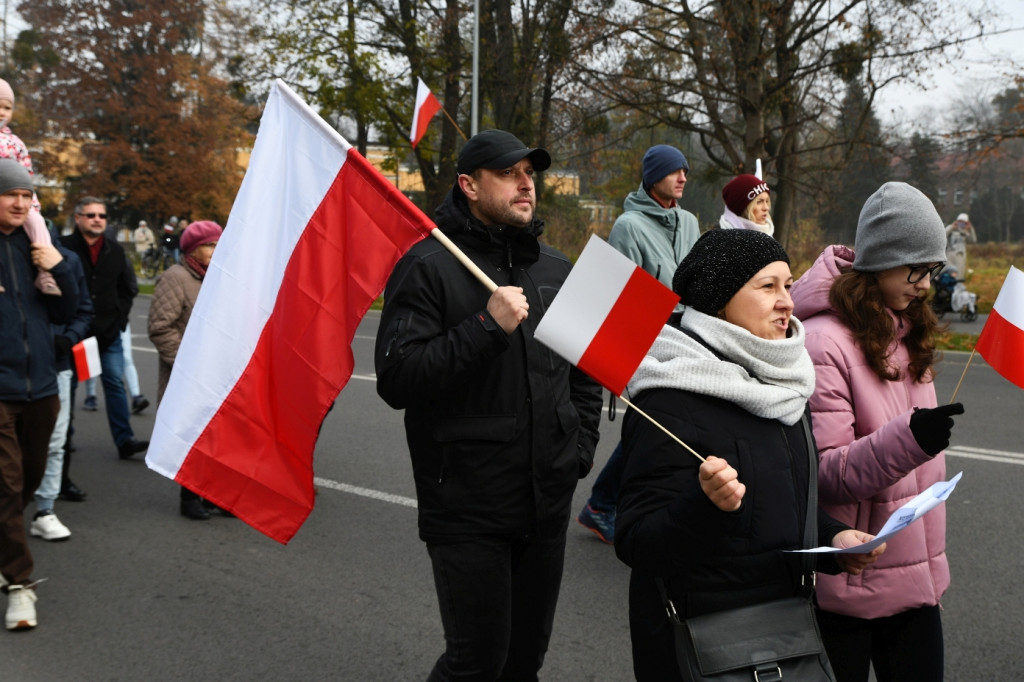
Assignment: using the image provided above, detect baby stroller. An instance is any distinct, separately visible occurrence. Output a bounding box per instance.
[931,267,978,322]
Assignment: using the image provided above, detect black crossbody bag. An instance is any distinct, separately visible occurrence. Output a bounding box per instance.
[656,416,837,682]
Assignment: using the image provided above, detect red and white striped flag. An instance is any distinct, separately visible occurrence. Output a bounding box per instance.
[534,235,678,396]
[145,79,434,543]
[976,265,1024,390]
[410,77,442,148]
[71,336,101,381]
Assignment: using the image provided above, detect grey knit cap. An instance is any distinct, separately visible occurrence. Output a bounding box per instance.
[0,158,32,195]
[672,229,790,316]
[852,182,946,272]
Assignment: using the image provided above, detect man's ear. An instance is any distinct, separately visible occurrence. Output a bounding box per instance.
[458,173,477,202]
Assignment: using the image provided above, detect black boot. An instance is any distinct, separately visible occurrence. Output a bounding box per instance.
[180,498,211,520]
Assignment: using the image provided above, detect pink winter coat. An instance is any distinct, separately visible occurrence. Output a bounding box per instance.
[791,245,949,619]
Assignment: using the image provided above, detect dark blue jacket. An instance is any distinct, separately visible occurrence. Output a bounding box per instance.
[0,226,79,400]
[51,247,94,372]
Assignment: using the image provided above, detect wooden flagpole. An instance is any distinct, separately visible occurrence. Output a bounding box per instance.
[948,348,977,404]
[619,395,706,463]
[441,106,468,141]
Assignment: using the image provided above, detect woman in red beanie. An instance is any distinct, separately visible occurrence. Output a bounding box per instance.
[719,174,774,235]
[147,220,226,520]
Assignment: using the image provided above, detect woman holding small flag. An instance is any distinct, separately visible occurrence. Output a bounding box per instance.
[791,181,966,682]
[615,229,882,680]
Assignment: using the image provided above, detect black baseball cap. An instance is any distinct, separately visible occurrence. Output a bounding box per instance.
[456,129,551,175]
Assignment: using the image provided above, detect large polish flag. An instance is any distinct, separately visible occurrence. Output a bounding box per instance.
[976,265,1024,390]
[534,235,678,396]
[410,77,442,148]
[146,79,434,543]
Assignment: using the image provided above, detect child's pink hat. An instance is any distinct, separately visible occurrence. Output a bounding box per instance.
[0,79,13,105]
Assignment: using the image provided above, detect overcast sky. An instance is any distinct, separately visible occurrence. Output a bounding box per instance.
[875,0,1024,129]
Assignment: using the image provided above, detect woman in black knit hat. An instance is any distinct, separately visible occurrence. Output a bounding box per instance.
[613,229,884,680]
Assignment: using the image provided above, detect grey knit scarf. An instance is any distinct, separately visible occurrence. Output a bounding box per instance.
[627,307,815,425]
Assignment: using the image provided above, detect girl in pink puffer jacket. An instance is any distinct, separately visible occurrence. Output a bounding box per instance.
[791,182,966,682]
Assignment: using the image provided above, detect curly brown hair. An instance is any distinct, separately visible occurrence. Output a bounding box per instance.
[829,270,940,383]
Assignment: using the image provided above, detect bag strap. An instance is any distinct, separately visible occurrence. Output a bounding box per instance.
[798,412,818,591]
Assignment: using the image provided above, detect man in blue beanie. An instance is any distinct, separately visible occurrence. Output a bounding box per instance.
[576,143,700,544]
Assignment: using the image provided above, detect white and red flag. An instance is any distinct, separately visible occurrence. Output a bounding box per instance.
[145,79,434,543]
[976,265,1024,390]
[410,77,442,148]
[71,336,101,381]
[534,235,678,396]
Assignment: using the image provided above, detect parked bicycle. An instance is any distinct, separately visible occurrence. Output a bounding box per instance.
[139,243,176,279]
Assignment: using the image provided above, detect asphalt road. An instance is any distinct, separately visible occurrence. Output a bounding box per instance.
[5,298,1023,681]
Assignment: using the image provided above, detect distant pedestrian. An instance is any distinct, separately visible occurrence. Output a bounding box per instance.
[133,220,155,257]
[944,212,976,275]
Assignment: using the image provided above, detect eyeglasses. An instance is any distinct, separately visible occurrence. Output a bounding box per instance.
[906,262,945,283]
[78,212,107,219]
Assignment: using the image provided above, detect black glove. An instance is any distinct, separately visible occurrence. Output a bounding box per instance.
[53,334,73,362]
[909,403,965,456]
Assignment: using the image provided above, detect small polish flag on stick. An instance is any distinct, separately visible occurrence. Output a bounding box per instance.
[976,266,1024,389]
[535,235,706,462]
[71,337,101,381]
[410,77,443,148]
[949,266,1024,402]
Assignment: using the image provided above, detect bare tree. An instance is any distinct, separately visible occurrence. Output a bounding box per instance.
[572,0,997,244]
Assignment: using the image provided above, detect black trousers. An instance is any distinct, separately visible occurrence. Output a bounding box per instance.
[816,604,943,682]
[425,532,567,682]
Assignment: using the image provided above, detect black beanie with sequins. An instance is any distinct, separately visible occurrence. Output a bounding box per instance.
[672,229,790,316]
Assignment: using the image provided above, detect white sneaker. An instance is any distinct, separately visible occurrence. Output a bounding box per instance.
[30,511,71,541]
[5,585,37,630]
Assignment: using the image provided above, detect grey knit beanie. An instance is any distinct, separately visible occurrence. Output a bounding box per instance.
[642,145,689,190]
[673,229,790,316]
[852,182,946,272]
[0,159,32,195]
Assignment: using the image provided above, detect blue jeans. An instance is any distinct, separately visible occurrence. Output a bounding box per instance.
[99,335,135,447]
[586,441,624,512]
[85,324,141,398]
[35,369,72,512]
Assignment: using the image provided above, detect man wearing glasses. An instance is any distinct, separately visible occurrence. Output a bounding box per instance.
[61,197,149,461]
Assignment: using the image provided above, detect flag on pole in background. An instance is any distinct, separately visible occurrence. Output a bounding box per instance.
[976,265,1024,390]
[71,336,101,381]
[410,77,442,148]
[534,235,678,396]
[145,79,435,544]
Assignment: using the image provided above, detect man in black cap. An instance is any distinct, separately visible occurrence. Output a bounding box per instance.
[0,159,79,630]
[375,129,602,679]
